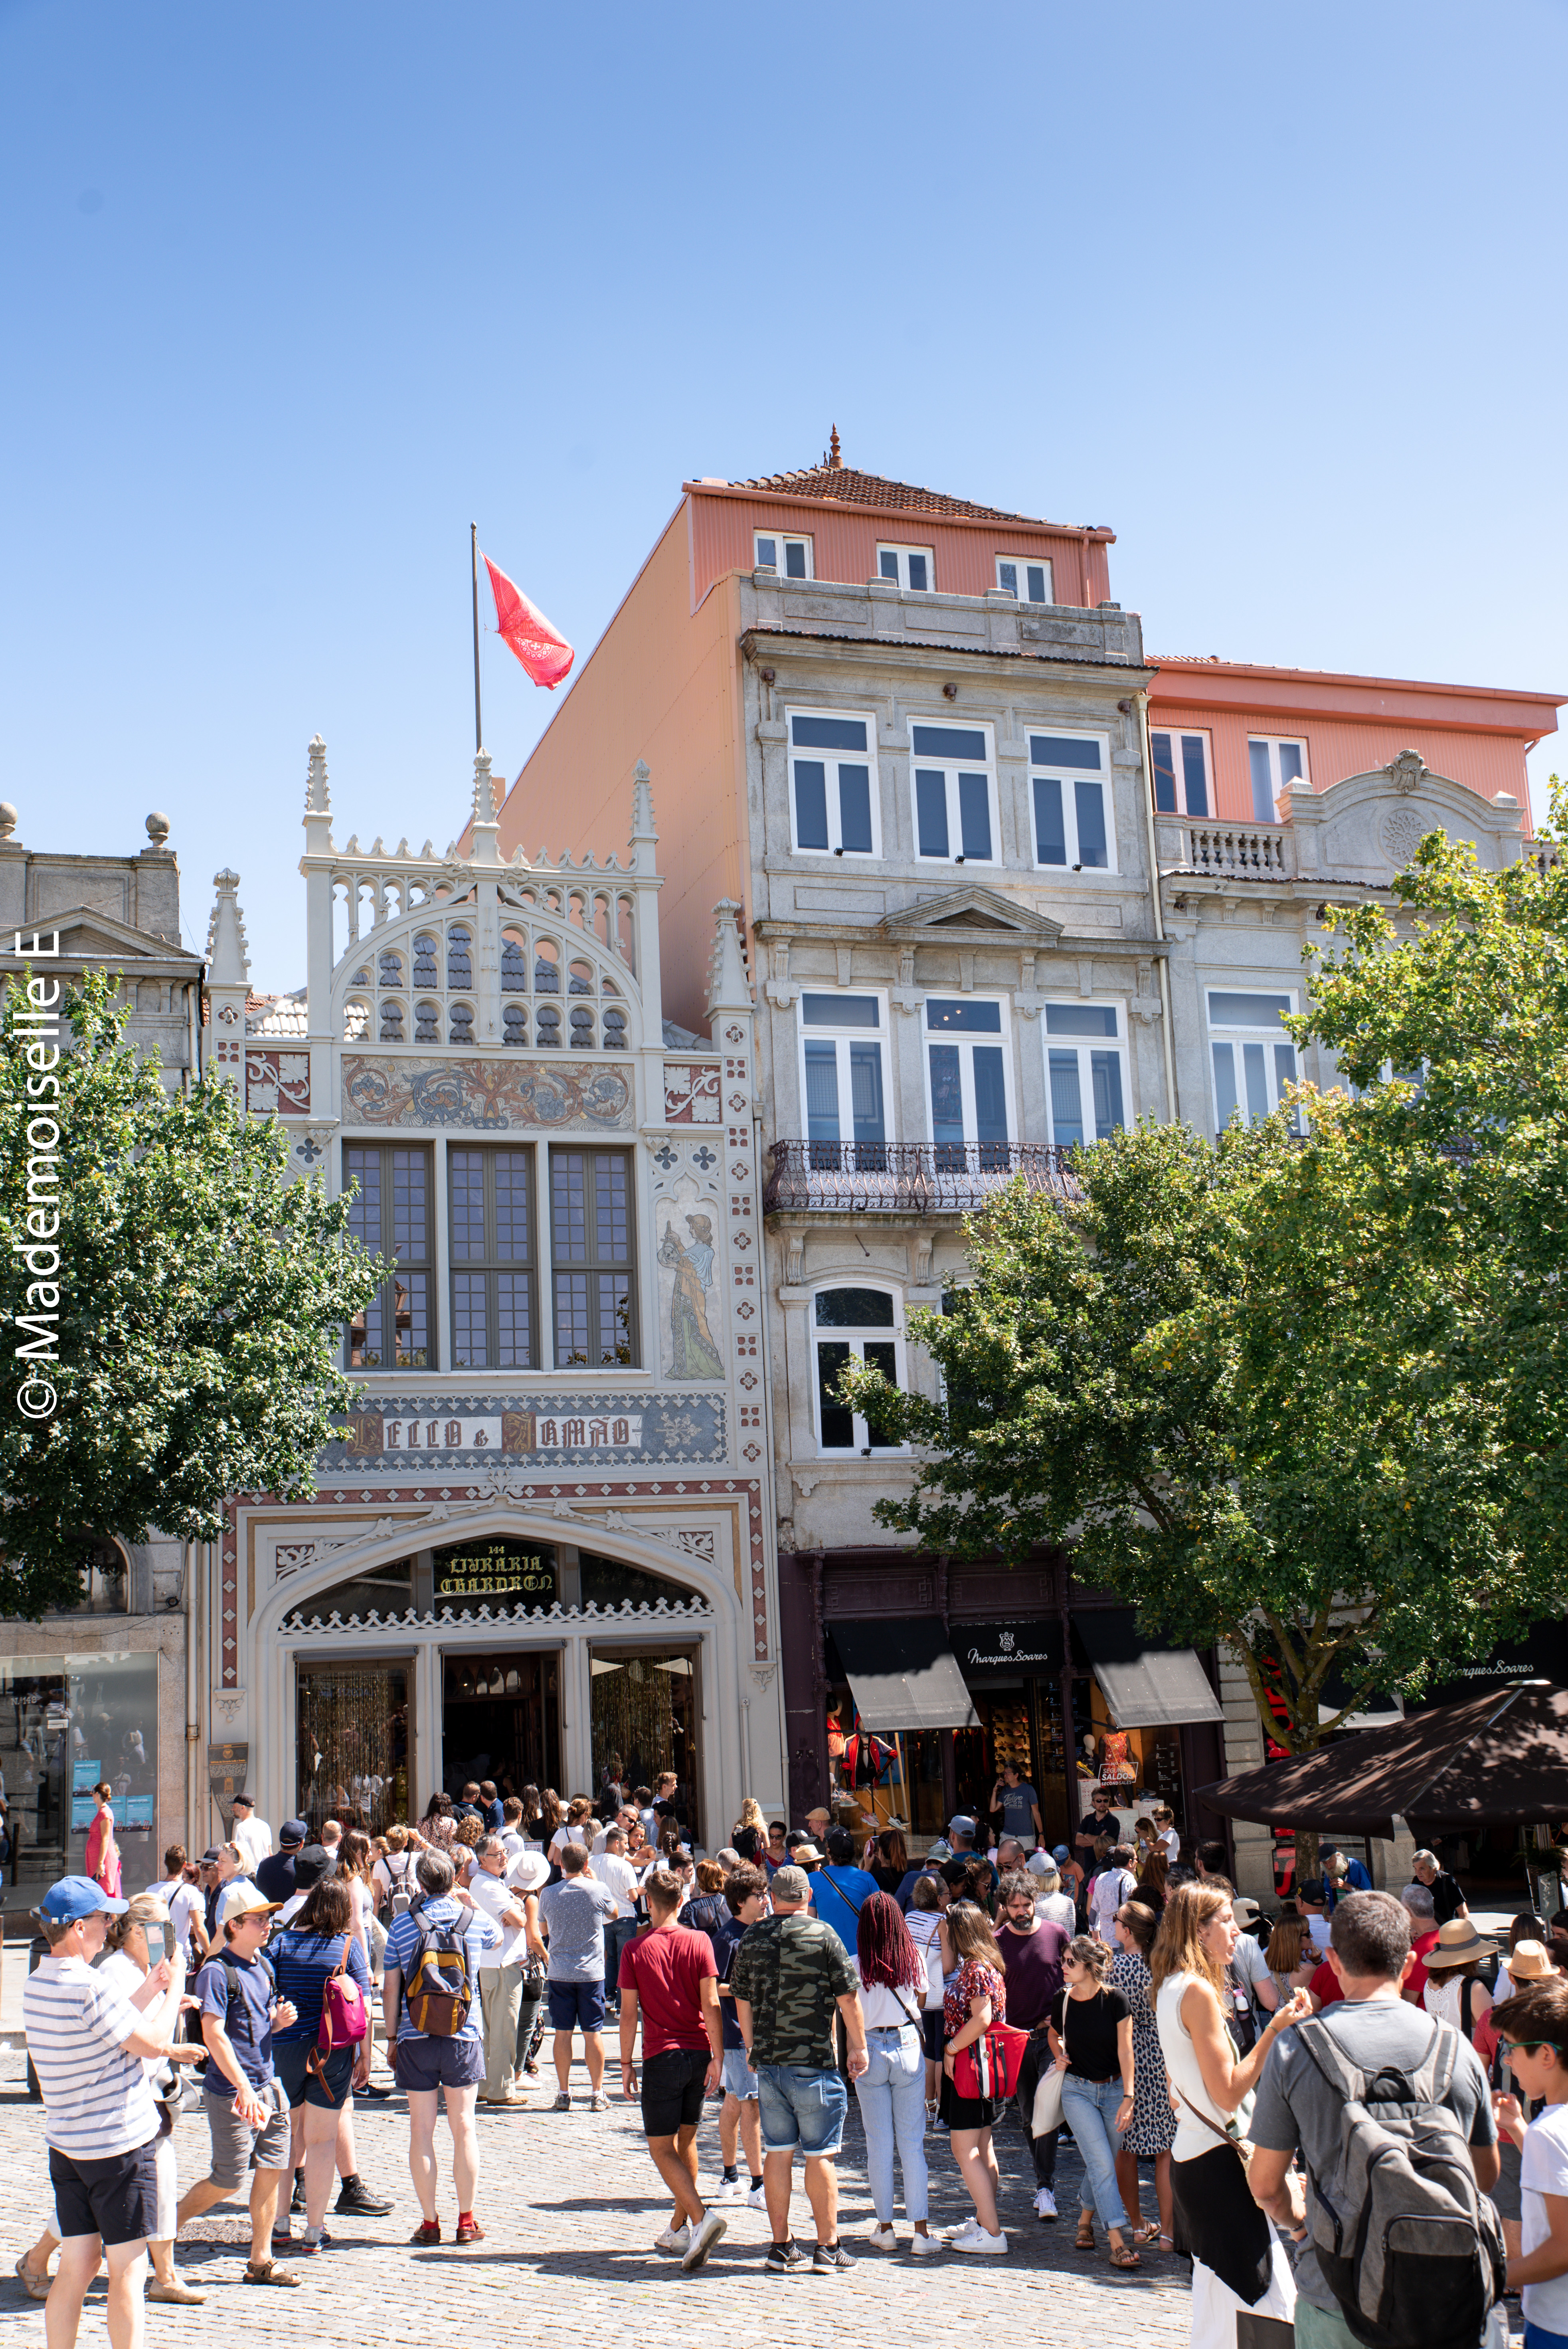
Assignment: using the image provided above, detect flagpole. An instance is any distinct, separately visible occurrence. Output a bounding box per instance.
[470,522,483,754]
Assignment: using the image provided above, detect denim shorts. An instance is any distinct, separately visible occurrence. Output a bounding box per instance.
[547,1979,607,2034]
[274,2038,355,2111]
[755,2062,848,2157]
[720,2045,758,2100]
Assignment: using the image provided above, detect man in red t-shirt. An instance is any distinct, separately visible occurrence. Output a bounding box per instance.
[619,1866,726,2270]
[1399,1886,1441,2003]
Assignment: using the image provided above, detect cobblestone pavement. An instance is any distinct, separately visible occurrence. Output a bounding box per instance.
[0,2050,1204,2347]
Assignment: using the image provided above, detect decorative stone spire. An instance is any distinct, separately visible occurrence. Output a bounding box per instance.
[206,869,251,988]
[305,734,330,814]
[827,424,842,470]
[629,759,658,875]
[469,749,501,865]
[0,804,18,844]
[706,898,751,1018]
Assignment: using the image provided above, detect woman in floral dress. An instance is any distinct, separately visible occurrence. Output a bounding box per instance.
[1109,1897,1175,2248]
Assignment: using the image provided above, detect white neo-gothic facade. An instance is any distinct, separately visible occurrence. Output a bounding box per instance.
[199,741,782,1845]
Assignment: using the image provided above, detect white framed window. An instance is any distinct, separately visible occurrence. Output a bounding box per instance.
[1043,1002,1127,1145]
[798,991,888,1162]
[1151,727,1212,817]
[755,529,812,580]
[1247,736,1307,823]
[910,720,997,864]
[812,1285,906,1455]
[1030,730,1114,872]
[996,554,1054,604]
[877,542,933,592]
[787,708,880,858]
[1208,988,1300,1131]
[924,996,1013,1157]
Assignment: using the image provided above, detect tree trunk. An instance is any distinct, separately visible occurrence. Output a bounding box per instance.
[1295,1826,1321,1890]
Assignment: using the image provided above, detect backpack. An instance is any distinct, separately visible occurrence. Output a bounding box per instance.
[1291,2012,1506,2349]
[378,1850,417,1928]
[399,1901,474,2038]
[213,1946,275,2060]
[309,1932,368,2092]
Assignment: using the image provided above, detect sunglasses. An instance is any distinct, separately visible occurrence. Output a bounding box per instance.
[1503,2039,1554,2058]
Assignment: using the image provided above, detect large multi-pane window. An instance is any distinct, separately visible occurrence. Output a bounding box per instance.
[1030,732,1113,871]
[813,1286,905,1455]
[1208,989,1300,1132]
[1151,728,1212,817]
[925,999,1012,1162]
[911,722,997,864]
[799,993,886,1164]
[1043,1003,1127,1146]
[551,1149,636,1366]
[449,1147,536,1370]
[1247,736,1307,823]
[344,1145,433,1369]
[788,710,879,857]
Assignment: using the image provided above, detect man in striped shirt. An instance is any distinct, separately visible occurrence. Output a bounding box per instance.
[22,1874,185,2349]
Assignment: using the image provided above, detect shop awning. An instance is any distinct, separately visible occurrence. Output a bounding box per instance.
[1195,1680,1568,1841]
[828,1618,978,1733]
[949,1619,1064,1676]
[1076,1611,1224,1730]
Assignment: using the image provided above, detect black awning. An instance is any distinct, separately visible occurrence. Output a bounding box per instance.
[828,1618,978,1733]
[949,1619,1064,1677]
[1075,1610,1224,1730]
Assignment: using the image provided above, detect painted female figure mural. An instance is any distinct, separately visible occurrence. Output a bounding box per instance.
[658,1210,724,1378]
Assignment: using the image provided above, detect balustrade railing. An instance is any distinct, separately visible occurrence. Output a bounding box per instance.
[763,1140,1077,1214]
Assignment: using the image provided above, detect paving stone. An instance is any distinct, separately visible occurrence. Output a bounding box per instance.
[0,2050,1197,2344]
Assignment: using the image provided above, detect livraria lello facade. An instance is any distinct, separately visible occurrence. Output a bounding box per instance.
[203,741,782,1846]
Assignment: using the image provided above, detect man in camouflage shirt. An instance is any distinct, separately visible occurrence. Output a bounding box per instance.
[730,1864,866,2275]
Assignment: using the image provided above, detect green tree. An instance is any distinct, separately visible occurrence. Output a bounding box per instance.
[839,1109,1548,1827]
[1295,788,1568,1580]
[0,968,383,1615]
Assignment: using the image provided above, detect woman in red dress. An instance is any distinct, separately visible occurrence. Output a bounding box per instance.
[83,1780,121,1898]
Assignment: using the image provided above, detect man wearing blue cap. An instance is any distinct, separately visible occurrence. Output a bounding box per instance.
[22,1875,186,2349]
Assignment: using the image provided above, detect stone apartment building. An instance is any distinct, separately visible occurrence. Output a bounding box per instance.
[0,803,205,1908]
[484,438,1565,1893]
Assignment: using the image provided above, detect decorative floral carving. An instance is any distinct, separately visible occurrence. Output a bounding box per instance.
[664,1063,721,1124]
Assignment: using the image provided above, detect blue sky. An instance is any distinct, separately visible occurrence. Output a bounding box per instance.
[2,2,1564,985]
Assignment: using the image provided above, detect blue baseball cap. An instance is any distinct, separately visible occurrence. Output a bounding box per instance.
[1052,1844,1071,1863]
[39,1875,128,1922]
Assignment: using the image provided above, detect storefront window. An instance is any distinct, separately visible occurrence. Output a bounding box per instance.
[1070,1675,1187,1838]
[443,1650,559,1802]
[825,1690,947,1843]
[0,1651,158,1896]
[579,1552,696,1611]
[296,1660,409,1836]
[590,1647,699,1844]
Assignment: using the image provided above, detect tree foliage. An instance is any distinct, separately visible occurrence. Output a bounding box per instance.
[0,969,383,1615]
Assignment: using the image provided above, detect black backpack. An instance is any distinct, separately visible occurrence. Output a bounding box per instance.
[212,1945,276,2059]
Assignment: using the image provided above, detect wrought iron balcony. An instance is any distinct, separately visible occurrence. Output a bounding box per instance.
[763,1139,1078,1215]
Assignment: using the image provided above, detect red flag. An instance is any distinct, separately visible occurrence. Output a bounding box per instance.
[480,553,575,689]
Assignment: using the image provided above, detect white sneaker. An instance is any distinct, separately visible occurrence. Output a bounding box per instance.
[943,2216,982,2241]
[654,2222,691,2255]
[953,2228,1008,2256]
[867,2222,898,2251]
[712,2177,745,2202]
[909,2230,943,2257]
[681,2210,728,2271]
[1035,2187,1058,2221]
[745,2183,768,2211]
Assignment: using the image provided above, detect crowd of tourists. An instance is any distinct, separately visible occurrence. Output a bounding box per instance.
[16,1769,1568,2349]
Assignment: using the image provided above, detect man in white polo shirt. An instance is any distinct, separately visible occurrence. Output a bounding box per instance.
[227,1794,273,1874]
[23,1874,186,2349]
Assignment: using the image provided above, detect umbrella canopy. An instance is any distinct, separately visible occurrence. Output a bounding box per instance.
[1194,1681,1568,1840]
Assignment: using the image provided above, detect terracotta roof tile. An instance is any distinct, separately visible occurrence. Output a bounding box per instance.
[728,462,1056,527]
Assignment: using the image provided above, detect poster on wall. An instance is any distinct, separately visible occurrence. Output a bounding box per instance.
[72,1761,101,1791]
[69,1794,97,1831]
[122,1795,154,1830]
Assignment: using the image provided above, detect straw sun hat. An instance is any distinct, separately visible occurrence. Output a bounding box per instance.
[1423,1918,1498,1971]
[1507,1938,1559,1983]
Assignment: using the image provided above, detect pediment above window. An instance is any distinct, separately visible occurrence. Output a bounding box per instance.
[874,885,1064,944]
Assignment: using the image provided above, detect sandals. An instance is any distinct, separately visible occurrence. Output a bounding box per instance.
[1109,2242,1142,2269]
[1074,2218,1095,2251]
[1132,2220,1163,2244]
[242,2262,302,2288]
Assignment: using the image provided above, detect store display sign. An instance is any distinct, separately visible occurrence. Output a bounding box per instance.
[72,1760,100,1791]
[433,1539,558,1605]
[951,1620,1064,1674]
[69,1795,97,1830]
[122,1795,154,1831]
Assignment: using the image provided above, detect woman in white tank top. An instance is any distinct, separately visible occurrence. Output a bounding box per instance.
[1151,1882,1310,2347]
